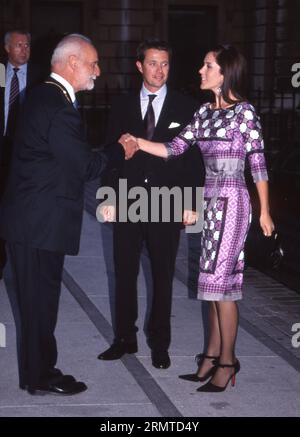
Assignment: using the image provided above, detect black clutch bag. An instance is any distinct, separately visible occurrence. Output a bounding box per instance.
[245,228,284,270]
[264,232,284,270]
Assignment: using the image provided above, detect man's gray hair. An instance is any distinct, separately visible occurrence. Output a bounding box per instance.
[4,30,31,46]
[51,33,92,66]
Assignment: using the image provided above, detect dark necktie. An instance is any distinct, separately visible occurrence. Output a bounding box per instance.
[6,67,20,138]
[144,94,156,140]
[73,99,79,110]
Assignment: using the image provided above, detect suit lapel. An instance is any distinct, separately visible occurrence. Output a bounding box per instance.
[0,86,4,136]
[26,63,32,90]
[154,89,174,138]
[25,64,31,99]
[130,92,145,135]
[0,64,7,135]
[26,63,37,94]
[133,93,143,121]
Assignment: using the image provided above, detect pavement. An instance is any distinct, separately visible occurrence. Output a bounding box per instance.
[0,194,300,417]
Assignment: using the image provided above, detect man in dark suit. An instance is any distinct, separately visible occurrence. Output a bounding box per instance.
[98,39,205,369]
[0,30,43,276]
[0,34,107,395]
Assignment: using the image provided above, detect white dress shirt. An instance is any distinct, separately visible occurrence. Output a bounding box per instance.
[50,72,76,104]
[140,83,167,126]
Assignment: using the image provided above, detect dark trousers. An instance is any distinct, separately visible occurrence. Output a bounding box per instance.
[0,237,6,273]
[7,243,64,390]
[0,136,13,273]
[0,168,8,273]
[113,221,181,352]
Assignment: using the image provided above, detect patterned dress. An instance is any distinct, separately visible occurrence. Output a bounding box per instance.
[166,102,268,301]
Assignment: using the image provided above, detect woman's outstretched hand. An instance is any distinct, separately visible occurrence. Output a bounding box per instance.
[119,133,139,160]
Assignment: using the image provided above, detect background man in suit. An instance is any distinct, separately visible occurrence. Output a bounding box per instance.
[0,30,43,277]
[98,39,205,369]
[0,34,107,395]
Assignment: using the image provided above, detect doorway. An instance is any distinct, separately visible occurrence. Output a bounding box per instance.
[168,5,218,101]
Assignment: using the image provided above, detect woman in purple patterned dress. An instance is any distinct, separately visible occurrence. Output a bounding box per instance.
[120,45,274,392]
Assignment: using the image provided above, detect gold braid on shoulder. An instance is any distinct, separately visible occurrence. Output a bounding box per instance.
[44,80,72,104]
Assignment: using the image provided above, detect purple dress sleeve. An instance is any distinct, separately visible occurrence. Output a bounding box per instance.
[165,109,200,158]
[237,103,268,183]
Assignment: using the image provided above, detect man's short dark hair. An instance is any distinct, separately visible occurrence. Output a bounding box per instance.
[136,38,172,63]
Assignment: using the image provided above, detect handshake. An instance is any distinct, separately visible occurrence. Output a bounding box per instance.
[118,133,139,160]
[101,131,199,227]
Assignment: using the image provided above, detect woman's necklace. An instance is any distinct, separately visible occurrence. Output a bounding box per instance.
[211,101,237,110]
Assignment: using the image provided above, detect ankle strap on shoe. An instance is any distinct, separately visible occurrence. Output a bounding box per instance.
[218,360,240,369]
[195,353,220,363]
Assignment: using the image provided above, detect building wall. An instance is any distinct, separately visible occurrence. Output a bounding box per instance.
[0,0,299,144]
[0,0,236,98]
[227,0,299,110]
[89,0,165,96]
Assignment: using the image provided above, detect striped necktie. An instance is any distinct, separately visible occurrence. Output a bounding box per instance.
[6,67,20,137]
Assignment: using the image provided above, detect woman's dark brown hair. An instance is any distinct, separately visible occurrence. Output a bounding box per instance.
[212,44,247,104]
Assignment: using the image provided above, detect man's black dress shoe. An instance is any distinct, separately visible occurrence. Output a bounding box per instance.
[98,341,137,360]
[27,378,87,395]
[43,368,76,385]
[151,350,171,369]
[20,370,76,391]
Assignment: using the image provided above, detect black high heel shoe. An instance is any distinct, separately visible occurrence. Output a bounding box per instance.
[179,353,219,382]
[196,359,240,392]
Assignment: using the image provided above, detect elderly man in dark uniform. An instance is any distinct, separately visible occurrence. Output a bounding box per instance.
[0,34,107,395]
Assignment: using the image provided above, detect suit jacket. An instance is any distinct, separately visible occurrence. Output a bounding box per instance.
[0,78,107,255]
[0,63,44,197]
[103,88,205,217]
[0,62,43,140]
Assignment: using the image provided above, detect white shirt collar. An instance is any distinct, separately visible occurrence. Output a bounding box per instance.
[50,72,76,103]
[141,83,167,100]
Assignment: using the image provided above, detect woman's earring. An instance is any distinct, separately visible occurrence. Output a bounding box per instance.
[217,87,222,96]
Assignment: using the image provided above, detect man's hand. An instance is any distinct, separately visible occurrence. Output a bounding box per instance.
[119,133,139,159]
[183,210,199,226]
[100,205,116,222]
